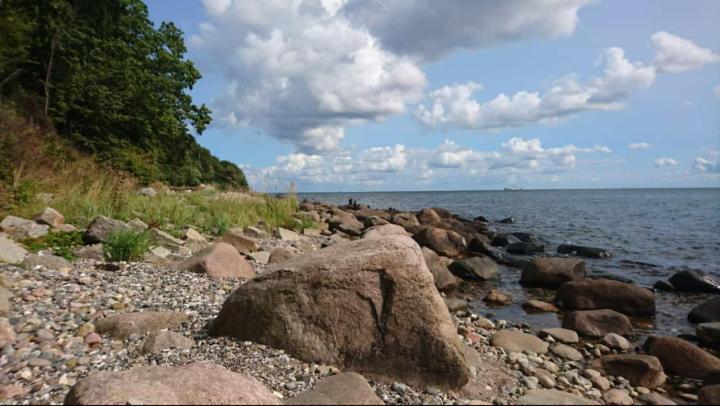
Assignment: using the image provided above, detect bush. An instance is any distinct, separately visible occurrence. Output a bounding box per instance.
[103,230,150,262]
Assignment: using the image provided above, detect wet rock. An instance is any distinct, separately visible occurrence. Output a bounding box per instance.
[483,289,512,305]
[221,229,259,254]
[286,372,383,405]
[505,242,544,255]
[268,247,295,264]
[562,309,635,338]
[1,215,49,239]
[177,242,255,280]
[556,278,655,316]
[523,300,560,313]
[644,335,720,379]
[689,297,720,323]
[698,323,720,348]
[557,244,611,258]
[21,254,71,271]
[413,227,467,258]
[491,234,520,247]
[600,354,666,388]
[210,235,470,389]
[653,280,674,292]
[491,330,549,354]
[467,238,504,260]
[521,257,586,288]
[550,343,583,361]
[699,385,720,405]
[603,389,633,405]
[421,247,460,291]
[511,232,535,243]
[499,217,515,224]
[448,256,498,281]
[602,333,631,351]
[363,224,410,239]
[540,328,579,344]
[391,212,420,230]
[517,389,598,405]
[668,270,720,294]
[84,216,130,244]
[35,207,64,228]
[444,298,468,313]
[64,362,280,405]
[0,235,28,264]
[141,330,194,354]
[95,311,188,340]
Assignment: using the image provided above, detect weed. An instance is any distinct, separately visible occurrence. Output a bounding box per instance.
[103,230,150,262]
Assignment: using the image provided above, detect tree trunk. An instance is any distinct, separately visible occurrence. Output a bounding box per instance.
[44,34,59,115]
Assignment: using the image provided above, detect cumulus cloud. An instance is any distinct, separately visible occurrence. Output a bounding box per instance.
[651,31,720,73]
[692,149,720,173]
[654,157,678,168]
[629,142,653,150]
[417,32,717,131]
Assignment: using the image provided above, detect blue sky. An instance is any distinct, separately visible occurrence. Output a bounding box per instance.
[145,0,720,192]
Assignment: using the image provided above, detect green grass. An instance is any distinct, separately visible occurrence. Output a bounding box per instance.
[103,230,150,262]
[19,231,84,261]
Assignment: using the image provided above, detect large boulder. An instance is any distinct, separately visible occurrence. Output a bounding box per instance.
[417,208,442,225]
[449,256,498,281]
[668,270,720,294]
[35,207,64,228]
[268,247,295,264]
[557,244,611,258]
[413,227,467,258]
[95,311,187,340]
[0,215,49,239]
[600,354,666,388]
[505,242,544,255]
[210,235,470,389]
[0,235,28,264]
[421,247,459,291]
[698,323,720,348]
[562,309,635,338]
[64,362,279,405]
[286,372,383,405]
[556,278,655,316]
[699,385,720,405]
[491,329,549,354]
[521,257,586,288]
[21,254,71,271]
[491,234,520,247]
[141,331,194,354]
[363,224,410,240]
[177,242,255,280]
[84,216,130,244]
[391,212,420,230]
[689,297,720,323]
[221,229,259,254]
[644,335,720,379]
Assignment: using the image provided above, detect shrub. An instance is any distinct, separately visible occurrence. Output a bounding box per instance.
[103,230,150,262]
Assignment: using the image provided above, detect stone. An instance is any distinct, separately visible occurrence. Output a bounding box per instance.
[668,270,720,294]
[0,215,49,239]
[210,235,470,389]
[64,362,280,405]
[268,247,295,264]
[286,372,383,405]
[505,242,544,255]
[499,217,515,224]
[556,278,655,316]
[21,254,71,271]
[35,207,64,228]
[417,208,442,225]
[413,227,467,258]
[391,212,420,230]
[483,289,512,305]
[277,227,301,241]
[550,343,583,361]
[74,244,103,261]
[689,297,720,323]
[363,216,389,228]
[521,257,586,288]
[421,247,459,291]
[244,226,268,239]
[95,311,188,340]
[0,235,28,264]
[523,300,560,313]
[600,354,666,388]
[248,251,271,265]
[562,309,634,338]
[138,187,157,196]
[517,389,598,405]
[557,244,611,258]
[0,318,15,347]
[363,224,410,239]
[491,330,549,355]
[698,322,720,348]
[182,228,208,250]
[177,243,255,280]
[127,218,149,232]
[149,228,184,249]
[84,216,130,244]
[643,335,720,379]
[699,385,720,405]
[591,375,611,390]
[444,298,468,313]
[84,332,102,346]
[603,389,633,405]
[602,333,631,351]
[653,280,674,291]
[141,331,194,354]
[221,229,259,254]
[540,328,579,344]
[639,392,676,405]
[491,234,520,247]
[0,286,10,317]
[449,256,498,281]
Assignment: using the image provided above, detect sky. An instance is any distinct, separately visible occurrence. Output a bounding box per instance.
[145,0,720,192]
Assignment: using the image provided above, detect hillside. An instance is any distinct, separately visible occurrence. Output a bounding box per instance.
[0,0,246,188]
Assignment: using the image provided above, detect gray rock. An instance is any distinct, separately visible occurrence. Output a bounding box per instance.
[74,244,104,261]
[277,227,301,241]
[698,322,720,348]
[0,215,49,239]
[21,254,71,271]
[491,330,549,354]
[603,389,633,405]
[138,187,157,196]
[444,298,468,313]
[0,286,10,317]
[95,311,188,340]
[521,257,586,288]
[149,228,184,249]
[248,251,271,265]
[689,297,720,323]
[540,328,579,344]
[127,218,149,232]
[243,226,268,239]
[449,256,498,281]
[84,216,130,244]
[562,309,635,338]
[421,247,459,291]
[35,207,64,228]
[268,247,295,264]
[177,243,255,280]
[550,343,583,361]
[286,372,383,405]
[221,228,258,254]
[517,389,598,405]
[141,330,194,354]
[0,235,28,264]
[639,392,676,405]
[602,333,631,351]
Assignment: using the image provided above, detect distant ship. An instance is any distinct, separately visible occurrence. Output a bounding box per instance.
[504,184,524,191]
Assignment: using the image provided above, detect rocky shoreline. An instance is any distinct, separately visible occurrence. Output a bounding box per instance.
[1,198,719,405]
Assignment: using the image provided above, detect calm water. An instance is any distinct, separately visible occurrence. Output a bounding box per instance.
[298,189,720,335]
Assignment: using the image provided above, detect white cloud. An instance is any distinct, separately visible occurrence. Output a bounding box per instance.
[654,157,678,168]
[417,32,717,131]
[692,149,720,173]
[629,142,653,150]
[651,31,720,73]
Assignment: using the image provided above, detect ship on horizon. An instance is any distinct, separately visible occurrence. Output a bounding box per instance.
[504,184,524,191]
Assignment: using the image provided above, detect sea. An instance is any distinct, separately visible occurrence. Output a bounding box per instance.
[298,188,720,336]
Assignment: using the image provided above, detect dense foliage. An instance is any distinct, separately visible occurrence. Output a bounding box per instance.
[0,0,247,188]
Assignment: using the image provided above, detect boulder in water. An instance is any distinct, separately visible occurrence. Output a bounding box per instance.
[689,297,720,323]
[644,335,720,379]
[653,280,674,292]
[521,257,586,288]
[600,354,666,389]
[556,278,655,316]
[499,217,515,224]
[562,309,635,338]
[413,227,467,258]
[506,242,544,255]
[557,244,611,258]
[449,256,498,281]
[668,270,720,294]
[491,234,520,247]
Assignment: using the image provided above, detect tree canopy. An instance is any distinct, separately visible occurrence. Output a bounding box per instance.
[0,0,247,189]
